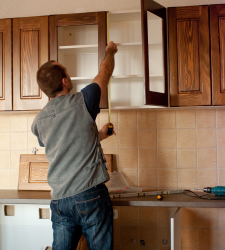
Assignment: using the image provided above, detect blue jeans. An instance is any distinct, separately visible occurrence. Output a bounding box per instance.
[50,184,113,250]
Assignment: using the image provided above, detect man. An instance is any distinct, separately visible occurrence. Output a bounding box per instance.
[31,41,118,250]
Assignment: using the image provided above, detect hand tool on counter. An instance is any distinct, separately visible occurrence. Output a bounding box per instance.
[183,186,225,200]
[202,186,225,196]
[110,189,184,199]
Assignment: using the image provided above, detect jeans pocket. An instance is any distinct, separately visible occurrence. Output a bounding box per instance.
[50,200,62,223]
[75,195,103,226]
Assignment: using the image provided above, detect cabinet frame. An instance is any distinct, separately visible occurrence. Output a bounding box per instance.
[0,19,12,111]
[13,16,49,110]
[168,6,211,107]
[49,12,108,109]
[141,0,168,106]
[210,4,225,105]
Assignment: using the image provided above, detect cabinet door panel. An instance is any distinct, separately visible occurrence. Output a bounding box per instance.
[211,5,225,105]
[177,19,200,92]
[141,0,168,106]
[0,19,12,110]
[169,6,211,106]
[13,16,49,110]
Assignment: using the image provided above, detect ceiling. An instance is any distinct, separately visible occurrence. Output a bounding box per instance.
[156,0,225,7]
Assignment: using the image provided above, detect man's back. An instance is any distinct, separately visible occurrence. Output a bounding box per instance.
[32,92,109,199]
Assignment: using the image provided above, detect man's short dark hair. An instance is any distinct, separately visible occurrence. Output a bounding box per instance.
[37,61,67,98]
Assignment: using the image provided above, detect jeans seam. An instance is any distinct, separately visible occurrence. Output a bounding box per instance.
[75,195,100,205]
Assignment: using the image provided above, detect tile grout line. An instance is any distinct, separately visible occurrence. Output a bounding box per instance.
[175,110,178,191]
[136,110,139,188]
[9,114,12,189]
[195,110,198,190]
[156,110,159,191]
[215,109,220,248]
[216,109,219,186]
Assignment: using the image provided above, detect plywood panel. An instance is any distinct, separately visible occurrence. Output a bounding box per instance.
[177,19,200,92]
[21,30,40,98]
[18,154,113,191]
[169,5,211,106]
[13,16,48,110]
[0,19,12,110]
[211,5,225,105]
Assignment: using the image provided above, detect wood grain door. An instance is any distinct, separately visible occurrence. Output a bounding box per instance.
[168,6,211,106]
[0,19,12,110]
[210,4,225,105]
[49,12,108,108]
[141,0,168,106]
[13,16,49,110]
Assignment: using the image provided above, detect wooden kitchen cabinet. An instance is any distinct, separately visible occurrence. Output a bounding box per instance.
[210,4,225,105]
[13,16,49,110]
[49,12,108,108]
[168,5,211,107]
[0,19,12,111]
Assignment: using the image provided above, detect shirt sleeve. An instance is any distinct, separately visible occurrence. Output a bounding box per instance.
[81,83,101,121]
[38,137,45,147]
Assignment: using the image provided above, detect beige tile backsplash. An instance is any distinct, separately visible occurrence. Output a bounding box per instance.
[1,108,225,249]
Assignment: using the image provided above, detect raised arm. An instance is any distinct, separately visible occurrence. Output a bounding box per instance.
[92,41,118,93]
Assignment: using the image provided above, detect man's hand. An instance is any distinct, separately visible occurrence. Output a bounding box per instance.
[105,41,118,56]
[99,123,115,141]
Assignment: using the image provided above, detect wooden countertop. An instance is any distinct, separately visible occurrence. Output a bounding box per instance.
[1,190,225,208]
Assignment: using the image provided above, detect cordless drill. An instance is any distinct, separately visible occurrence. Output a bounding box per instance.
[203,186,225,196]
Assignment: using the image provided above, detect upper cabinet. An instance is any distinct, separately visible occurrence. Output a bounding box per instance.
[210,4,225,105]
[13,16,49,110]
[141,0,168,107]
[0,19,12,111]
[168,6,211,106]
[168,4,225,107]
[49,12,108,108]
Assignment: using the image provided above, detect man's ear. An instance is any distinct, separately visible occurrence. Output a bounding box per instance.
[62,78,68,87]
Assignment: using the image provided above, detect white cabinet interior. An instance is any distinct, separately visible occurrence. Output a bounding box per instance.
[57,10,165,109]
[58,25,98,94]
[109,11,144,108]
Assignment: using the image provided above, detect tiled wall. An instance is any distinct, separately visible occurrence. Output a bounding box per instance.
[1,108,225,249]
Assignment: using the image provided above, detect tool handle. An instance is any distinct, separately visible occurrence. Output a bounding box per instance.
[107,124,113,135]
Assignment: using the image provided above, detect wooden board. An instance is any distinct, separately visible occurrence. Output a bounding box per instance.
[18,154,113,191]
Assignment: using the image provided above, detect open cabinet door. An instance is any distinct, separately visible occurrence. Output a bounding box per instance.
[141,0,168,106]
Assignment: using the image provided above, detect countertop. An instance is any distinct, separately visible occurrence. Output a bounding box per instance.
[1,190,225,208]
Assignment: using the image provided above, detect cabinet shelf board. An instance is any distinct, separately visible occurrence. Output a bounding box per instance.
[59,44,98,49]
[71,76,95,81]
[116,42,142,46]
[112,75,143,79]
[70,75,163,81]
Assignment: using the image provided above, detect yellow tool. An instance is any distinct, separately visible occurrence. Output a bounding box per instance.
[157,194,163,200]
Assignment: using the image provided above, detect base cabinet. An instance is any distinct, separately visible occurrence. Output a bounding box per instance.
[0,204,52,250]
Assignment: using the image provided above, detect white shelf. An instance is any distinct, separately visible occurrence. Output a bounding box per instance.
[70,75,163,81]
[71,76,95,81]
[59,44,98,49]
[112,75,143,79]
[116,42,141,46]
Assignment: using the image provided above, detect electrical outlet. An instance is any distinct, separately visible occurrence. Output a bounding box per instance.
[113,209,118,219]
